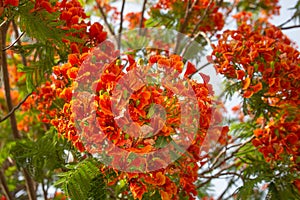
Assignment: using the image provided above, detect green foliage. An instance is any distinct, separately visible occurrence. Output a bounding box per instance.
[266,181,300,200]
[55,158,107,200]
[237,0,275,15]
[87,174,107,200]
[0,141,16,166]
[13,1,73,91]
[146,9,178,29]
[11,127,68,182]
[236,147,300,200]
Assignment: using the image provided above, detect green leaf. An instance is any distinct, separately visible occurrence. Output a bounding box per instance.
[55,159,106,200]
[154,136,170,148]
[147,104,156,119]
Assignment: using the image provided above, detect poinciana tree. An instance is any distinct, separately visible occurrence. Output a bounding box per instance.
[0,0,299,199]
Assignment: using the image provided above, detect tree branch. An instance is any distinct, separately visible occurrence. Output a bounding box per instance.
[118,0,126,49]
[199,136,254,177]
[2,32,25,51]
[181,31,211,59]
[1,21,36,200]
[1,21,20,139]
[280,25,300,30]
[0,19,7,28]
[96,1,116,37]
[187,62,210,79]
[0,92,33,123]
[278,12,298,28]
[22,169,36,200]
[174,0,195,53]
[41,180,48,200]
[216,177,236,200]
[190,0,214,37]
[197,161,238,188]
[139,0,147,33]
[12,21,27,67]
[0,169,13,200]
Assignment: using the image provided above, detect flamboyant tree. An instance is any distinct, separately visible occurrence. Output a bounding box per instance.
[0,0,299,199]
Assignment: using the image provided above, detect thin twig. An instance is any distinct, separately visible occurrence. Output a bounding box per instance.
[199,136,254,176]
[217,177,236,200]
[0,92,33,123]
[199,171,242,180]
[280,24,300,30]
[3,32,25,51]
[12,20,27,66]
[181,0,192,32]
[188,62,210,79]
[191,0,214,37]
[1,20,36,200]
[118,0,126,49]
[139,0,147,34]
[278,12,298,28]
[181,31,211,58]
[96,1,116,37]
[0,20,7,28]
[181,0,200,33]
[175,0,213,54]
[174,0,194,53]
[41,180,48,200]
[0,169,13,200]
[197,162,238,188]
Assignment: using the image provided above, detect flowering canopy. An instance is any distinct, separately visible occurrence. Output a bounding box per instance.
[0,0,299,200]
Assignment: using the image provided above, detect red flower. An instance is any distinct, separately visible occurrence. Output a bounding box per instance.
[4,0,19,6]
[184,62,197,77]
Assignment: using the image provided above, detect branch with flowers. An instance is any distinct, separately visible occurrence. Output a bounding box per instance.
[0,0,299,200]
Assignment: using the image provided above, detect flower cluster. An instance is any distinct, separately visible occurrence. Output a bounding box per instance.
[50,37,228,199]
[212,14,300,166]
[31,0,107,128]
[125,12,145,29]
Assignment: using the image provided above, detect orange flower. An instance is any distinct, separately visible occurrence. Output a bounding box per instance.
[130,181,147,200]
[251,82,263,93]
[254,129,264,137]
[159,190,170,200]
[153,172,166,186]
[59,88,73,102]
[157,58,171,68]
[243,90,253,98]
[242,77,251,90]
